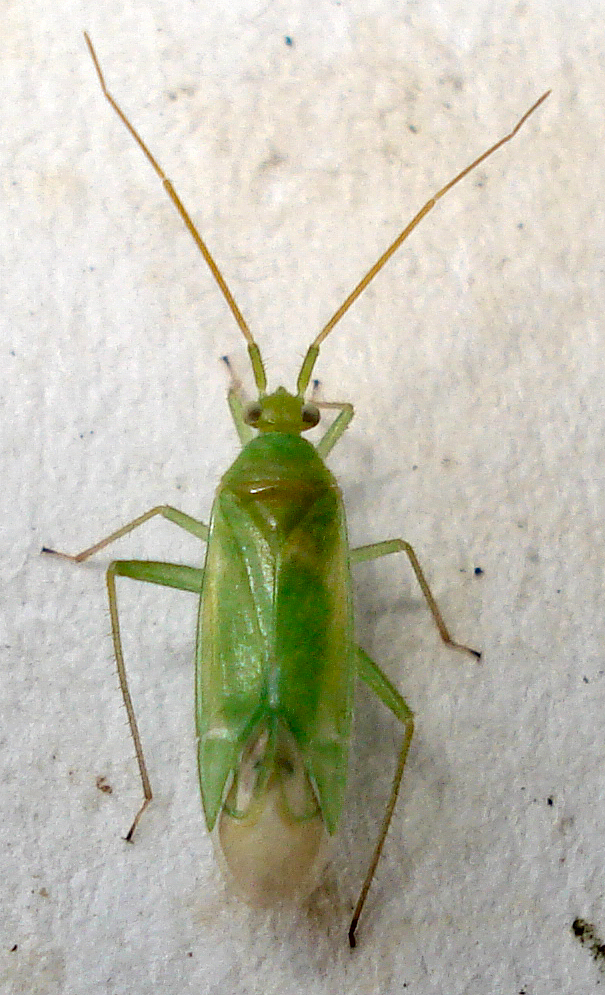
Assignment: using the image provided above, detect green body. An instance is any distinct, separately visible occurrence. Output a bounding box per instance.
[196,432,354,835]
[63,38,539,938]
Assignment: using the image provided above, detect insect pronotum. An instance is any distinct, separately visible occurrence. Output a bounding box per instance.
[45,34,549,946]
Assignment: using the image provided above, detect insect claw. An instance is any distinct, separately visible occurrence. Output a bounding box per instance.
[41,546,78,562]
[124,796,152,842]
[221,354,246,398]
[453,642,482,661]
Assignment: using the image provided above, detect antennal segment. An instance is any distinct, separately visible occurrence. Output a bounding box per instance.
[83,33,268,391]
[296,89,550,393]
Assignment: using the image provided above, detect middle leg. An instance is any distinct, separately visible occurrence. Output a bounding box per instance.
[351,539,480,659]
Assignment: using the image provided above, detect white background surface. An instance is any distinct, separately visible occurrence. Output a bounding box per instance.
[3,1,604,992]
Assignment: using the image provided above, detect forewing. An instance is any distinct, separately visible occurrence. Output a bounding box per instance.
[196,490,274,830]
[275,487,355,834]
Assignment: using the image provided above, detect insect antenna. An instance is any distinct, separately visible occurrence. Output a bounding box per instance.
[83,32,268,395]
[296,89,550,395]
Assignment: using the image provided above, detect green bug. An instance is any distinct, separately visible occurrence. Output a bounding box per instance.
[46,35,549,946]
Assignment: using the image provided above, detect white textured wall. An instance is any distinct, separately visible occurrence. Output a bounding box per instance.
[3,2,603,992]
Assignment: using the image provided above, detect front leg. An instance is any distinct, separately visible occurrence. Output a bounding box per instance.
[43,505,209,562]
[315,401,354,458]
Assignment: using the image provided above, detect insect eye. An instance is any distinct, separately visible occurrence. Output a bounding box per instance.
[301,403,320,428]
[244,402,262,425]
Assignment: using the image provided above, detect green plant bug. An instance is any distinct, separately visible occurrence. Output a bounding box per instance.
[44,34,550,947]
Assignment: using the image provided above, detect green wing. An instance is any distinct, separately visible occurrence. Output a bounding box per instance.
[273,487,355,834]
[195,489,273,830]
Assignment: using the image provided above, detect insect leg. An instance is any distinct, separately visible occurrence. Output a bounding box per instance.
[221,356,255,446]
[107,559,204,839]
[349,645,414,948]
[314,402,354,458]
[42,505,208,562]
[227,385,254,447]
[351,539,480,659]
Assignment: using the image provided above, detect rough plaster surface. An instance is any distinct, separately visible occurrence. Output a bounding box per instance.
[2,1,604,993]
